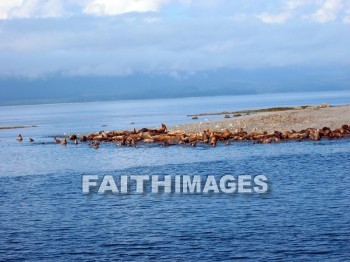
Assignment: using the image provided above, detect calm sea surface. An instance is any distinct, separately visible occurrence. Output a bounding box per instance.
[1,91,350,261]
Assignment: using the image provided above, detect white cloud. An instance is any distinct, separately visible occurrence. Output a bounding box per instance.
[0,0,192,19]
[0,0,64,19]
[256,0,350,24]
[255,0,310,24]
[8,0,40,19]
[257,12,290,24]
[83,0,164,16]
[0,0,350,78]
[0,0,23,19]
[284,0,322,10]
[0,0,348,23]
[39,0,64,18]
[311,0,343,22]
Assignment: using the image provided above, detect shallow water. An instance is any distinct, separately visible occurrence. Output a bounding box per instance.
[1,91,350,260]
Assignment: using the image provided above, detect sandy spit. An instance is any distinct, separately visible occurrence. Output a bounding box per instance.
[169,105,350,133]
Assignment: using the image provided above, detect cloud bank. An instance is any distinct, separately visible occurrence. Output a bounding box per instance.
[0,0,349,78]
[1,0,350,22]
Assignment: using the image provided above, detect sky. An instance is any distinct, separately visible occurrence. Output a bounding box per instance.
[0,0,349,78]
[0,0,349,104]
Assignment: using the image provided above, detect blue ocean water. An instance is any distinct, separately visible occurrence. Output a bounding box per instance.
[1,91,350,261]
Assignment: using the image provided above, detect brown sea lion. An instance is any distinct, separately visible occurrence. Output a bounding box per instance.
[202,131,209,143]
[262,137,273,144]
[309,129,320,141]
[160,123,168,133]
[69,134,77,140]
[17,134,23,142]
[221,129,231,140]
[210,136,217,147]
[153,135,174,142]
[92,141,99,149]
[273,136,280,143]
[168,130,185,136]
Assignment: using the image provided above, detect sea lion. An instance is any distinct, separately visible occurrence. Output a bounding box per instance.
[180,135,190,143]
[287,132,303,139]
[221,129,231,140]
[160,123,168,133]
[202,132,209,143]
[162,140,170,146]
[61,138,67,145]
[69,134,77,140]
[92,141,99,149]
[168,130,185,136]
[309,129,320,141]
[139,128,150,133]
[273,136,280,143]
[262,137,273,144]
[147,124,168,136]
[274,131,282,138]
[100,132,108,139]
[54,137,61,143]
[188,134,201,143]
[29,138,34,142]
[328,131,343,139]
[126,137,136,146]
[17,134,23,142]
[281,131,289,139]
[153,135,173,142]
[210,136,217,147]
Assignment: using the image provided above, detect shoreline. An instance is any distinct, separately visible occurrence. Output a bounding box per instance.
[187,104,330,117]
[170,104,350,134]
[7,104,350,147]
[71,104,350,147]
[0,125,37,130]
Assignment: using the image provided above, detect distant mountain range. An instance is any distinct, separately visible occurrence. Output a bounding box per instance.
[1,67,349,106]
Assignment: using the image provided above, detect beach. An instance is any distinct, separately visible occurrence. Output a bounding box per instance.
[69,103,350,147]
[3,103,350,145]
[170,104,350,133]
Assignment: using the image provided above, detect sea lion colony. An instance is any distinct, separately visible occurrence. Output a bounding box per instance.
[16,123,349,148]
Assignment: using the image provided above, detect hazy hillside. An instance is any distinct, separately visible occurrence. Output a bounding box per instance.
[1,67,349,106]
